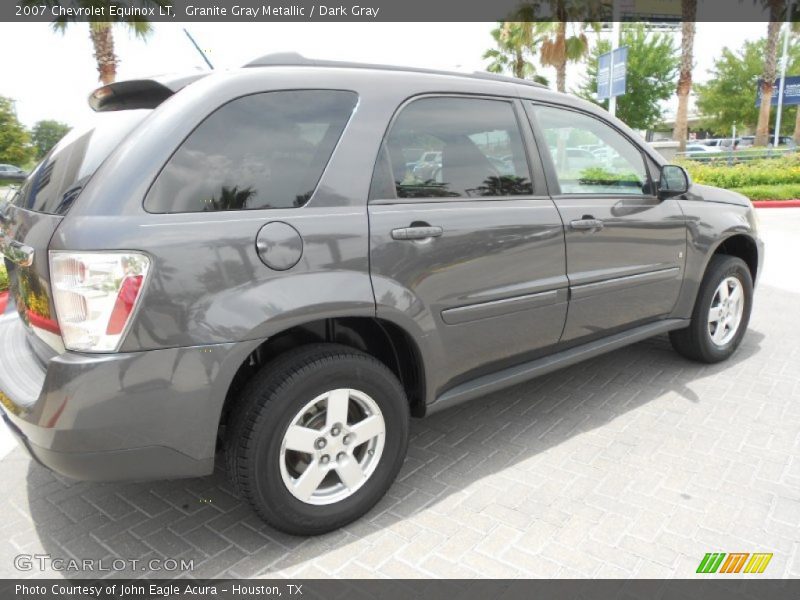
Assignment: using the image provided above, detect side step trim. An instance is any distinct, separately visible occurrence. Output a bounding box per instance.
[427,318,688,415]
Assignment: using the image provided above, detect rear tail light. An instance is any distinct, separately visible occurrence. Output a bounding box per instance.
[50,252,150,352]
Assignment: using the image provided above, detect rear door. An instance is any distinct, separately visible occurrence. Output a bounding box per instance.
[525,102,686,343]
[0,111,148,356]
[368,95,568,393]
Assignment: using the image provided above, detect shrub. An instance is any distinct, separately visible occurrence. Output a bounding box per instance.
[678,153,800,189]
[731,183,800,200]
[0,262,7,293]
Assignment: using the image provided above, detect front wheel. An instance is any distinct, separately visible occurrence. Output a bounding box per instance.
[670,255,753,363]
[226,344,409,535]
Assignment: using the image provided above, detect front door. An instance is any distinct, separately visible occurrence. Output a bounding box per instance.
[368,96,569,394]
[526,103,686,343]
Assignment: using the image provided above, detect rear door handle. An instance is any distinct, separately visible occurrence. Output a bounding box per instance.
[391,226,443,241]
[569,218,604,231]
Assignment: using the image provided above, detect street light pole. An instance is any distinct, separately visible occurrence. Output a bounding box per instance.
[608,3,621,118]
[774,1,793,147]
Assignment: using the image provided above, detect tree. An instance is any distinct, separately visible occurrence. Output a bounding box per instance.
[23,1,168,84]
[506,1,600,92]
[790,22,800,143]
[31,120,71,159]
[696,39,800,136]
[0,97,32,166]
[483,22,548,85]
[576,24,679,130]
[537,18,597,93]
[673,0,697,152]
[755,0,786,145]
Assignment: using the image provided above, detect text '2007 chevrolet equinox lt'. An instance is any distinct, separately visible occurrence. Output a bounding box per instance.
[0,54,763,535]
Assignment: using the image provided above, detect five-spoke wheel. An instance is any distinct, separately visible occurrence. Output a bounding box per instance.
[280,389,386,505]
[670,254,753,363]
[226,344,409,535]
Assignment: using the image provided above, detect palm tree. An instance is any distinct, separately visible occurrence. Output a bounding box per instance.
[503,1,601,93]
[483,22,548,85]
[673,0,697,152]
[755,0,786,146]
[537,19,597,93]
[24,0,167,84]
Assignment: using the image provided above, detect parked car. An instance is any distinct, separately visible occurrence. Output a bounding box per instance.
[0,54,763,535]
[738,135,796,148]
[411,151,442,181]
[684,144,724,159]
[0,164,27,181]
[696,138,737,149]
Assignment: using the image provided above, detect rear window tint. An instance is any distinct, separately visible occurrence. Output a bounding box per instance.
[10,111,148,215]
[145,90,357,213]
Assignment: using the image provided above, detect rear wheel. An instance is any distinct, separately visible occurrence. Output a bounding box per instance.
[226,344,409,535]
[670,255,753,363]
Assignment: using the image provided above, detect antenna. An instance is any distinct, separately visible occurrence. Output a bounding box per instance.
[183,28,214,70]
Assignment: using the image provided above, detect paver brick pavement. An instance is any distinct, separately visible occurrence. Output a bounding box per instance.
[0,210,798,579]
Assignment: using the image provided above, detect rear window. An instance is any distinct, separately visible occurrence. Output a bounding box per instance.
[10,111,149,215]
[144,90,358,213]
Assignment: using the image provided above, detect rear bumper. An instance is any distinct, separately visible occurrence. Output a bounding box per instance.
[0,313,260,482]
[2,412,211,481]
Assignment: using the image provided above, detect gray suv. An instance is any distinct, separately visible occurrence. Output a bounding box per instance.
[0,55,763,535]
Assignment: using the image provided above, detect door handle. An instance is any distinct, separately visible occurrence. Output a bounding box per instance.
[569,218,604,231]
[391,226,443,241]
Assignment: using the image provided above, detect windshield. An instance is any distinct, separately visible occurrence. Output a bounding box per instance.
[9,110,149,215]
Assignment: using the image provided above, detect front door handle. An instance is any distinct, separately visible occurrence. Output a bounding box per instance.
[391,225,443,241]
[570,218,604,232]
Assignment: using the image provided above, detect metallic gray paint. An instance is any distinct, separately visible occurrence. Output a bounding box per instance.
[0,65,763,481]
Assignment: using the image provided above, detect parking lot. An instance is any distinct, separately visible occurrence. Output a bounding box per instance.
[0,208,798,579]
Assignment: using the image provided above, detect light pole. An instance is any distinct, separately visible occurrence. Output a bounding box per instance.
[773,1,794,147]
[608,3,621,118]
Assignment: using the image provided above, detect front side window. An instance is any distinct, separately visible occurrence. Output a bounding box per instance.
[531,104,650,196]
[146,90,357,213]
[375,97,532,200]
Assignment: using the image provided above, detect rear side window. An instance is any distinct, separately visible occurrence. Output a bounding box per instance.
[145,90,357,213]
[371,96,533,200]
[10,111,147,215]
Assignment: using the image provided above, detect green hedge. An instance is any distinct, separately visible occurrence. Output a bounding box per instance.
[0,262,7,293]
[679,154,800,189]
[730,183,800,200]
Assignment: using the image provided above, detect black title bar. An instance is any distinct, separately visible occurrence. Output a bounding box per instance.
[1,0,792,23]
[2,579,800,600]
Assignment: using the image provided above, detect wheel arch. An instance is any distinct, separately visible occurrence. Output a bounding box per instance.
[710,233,760,283]
[217,316,428,449]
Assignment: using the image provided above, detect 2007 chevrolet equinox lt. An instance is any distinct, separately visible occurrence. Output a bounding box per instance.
[0,54,763,535]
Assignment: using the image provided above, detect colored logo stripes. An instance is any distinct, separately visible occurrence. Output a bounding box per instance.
[697,552,773,574]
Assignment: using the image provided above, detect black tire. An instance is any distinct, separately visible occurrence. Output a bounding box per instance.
[669,254,753,363]
[226,344,409,535]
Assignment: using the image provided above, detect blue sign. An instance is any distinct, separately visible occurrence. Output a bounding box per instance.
[597,46,628,100]
[756,75,800,107]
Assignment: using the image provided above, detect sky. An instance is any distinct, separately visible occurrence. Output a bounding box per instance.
[0,22,768,129]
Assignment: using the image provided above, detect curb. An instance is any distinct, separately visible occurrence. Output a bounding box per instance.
[752,200,800,208]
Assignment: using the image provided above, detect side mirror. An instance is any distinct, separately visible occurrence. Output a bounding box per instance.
[658,164,690,199]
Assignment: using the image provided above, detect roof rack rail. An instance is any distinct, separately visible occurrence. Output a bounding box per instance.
[244,52,548,89]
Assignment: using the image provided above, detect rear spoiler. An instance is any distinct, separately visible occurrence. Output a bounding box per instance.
[88,73,209,112]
